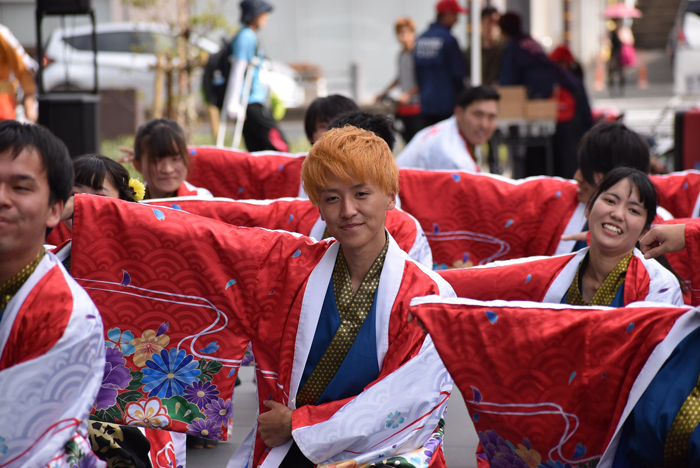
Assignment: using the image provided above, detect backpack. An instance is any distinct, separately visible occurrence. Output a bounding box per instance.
[203,37,233,110]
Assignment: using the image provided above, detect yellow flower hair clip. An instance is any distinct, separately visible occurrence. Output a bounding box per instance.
[129,178,146,202]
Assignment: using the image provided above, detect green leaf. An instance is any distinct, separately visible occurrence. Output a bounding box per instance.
[126,370,144,391]
[197,358,224,382]
[162,396,205,423]
[91,405,122,424]
[116,390,143,413]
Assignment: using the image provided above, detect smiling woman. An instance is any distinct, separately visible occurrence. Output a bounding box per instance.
[566,167,661,306]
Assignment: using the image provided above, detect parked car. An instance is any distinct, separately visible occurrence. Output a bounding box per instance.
[670,0,700,94]
[42,22,304,109]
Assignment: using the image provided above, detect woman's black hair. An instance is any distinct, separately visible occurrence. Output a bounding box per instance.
[304,95,359,143]
[74,154,135,202]
[577,122,650,186]
[586,167,657,230]
[134,118,189,168]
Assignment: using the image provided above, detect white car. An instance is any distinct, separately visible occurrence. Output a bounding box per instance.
[42,22,304,108]
[672,0,700,94]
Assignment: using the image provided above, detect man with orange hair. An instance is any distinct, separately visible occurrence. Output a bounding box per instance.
[246,125,456,467]
[68,125,455,468]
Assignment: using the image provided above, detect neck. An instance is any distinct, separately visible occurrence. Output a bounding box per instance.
[248,23,258,32]
[146,184,175,199]
[0,243,44,286]
[585,245,632,285]
[342,229,387,293]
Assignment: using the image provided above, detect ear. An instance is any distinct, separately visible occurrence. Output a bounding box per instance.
[46,199,64,230]
[387,193,397,211]
[133,158,142,173]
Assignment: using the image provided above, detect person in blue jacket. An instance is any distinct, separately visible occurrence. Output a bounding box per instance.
[225,0,289,152]
[414,0,466,128]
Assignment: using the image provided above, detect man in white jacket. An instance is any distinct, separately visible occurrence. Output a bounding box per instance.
[396,85,499,172]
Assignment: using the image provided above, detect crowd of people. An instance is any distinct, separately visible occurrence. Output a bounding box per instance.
[4,2,700,468]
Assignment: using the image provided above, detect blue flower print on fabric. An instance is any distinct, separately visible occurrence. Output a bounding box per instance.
[106,328,135,356]
[142,348,201,398]
[386,411,405,429]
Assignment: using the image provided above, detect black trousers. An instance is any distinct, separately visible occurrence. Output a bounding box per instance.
[243,103,289,152]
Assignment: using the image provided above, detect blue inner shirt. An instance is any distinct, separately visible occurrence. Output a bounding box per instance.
[298,276,380,405]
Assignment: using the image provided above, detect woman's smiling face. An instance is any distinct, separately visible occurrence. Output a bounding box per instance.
[587,177,648,256]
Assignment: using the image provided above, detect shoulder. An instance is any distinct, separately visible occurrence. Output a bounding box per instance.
[233,28,257,48]
[632,250,684,305]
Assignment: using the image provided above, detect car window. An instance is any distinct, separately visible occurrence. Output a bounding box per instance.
[63,31,176,54]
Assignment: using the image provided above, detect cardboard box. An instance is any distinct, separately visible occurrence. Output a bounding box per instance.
[497,86,527,119]
[525,98,558,120]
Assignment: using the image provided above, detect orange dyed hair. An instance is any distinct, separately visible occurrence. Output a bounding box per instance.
[395,17,416,34]
[301,125,399,206]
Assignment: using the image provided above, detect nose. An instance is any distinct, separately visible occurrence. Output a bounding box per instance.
[340,197,358,219]
[573,169,583,184]
[0,183,11,208]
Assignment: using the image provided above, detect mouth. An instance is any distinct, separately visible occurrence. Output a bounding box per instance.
[341,223,363,231]
[602,223,623,235]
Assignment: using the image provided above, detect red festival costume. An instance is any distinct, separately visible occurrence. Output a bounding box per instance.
[410,297,696,468]
[69,195,454,467]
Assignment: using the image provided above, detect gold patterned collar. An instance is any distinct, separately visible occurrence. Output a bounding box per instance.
[565,252,632,307]
[0,248,46,311]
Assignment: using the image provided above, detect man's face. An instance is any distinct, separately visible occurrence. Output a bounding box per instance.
[311,120,329,145]
[397,26,415,50]
[318,175,395,253]
[0,147,62,261]
[573,168,604,205]
[455,100,499,147]
[482,13,501,41]
[441,12,459,29]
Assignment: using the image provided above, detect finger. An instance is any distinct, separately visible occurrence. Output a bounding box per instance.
[561,232,587,242]
[643,244,669,259]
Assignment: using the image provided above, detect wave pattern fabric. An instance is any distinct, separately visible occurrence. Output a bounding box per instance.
[69,195,454,467]
[410,296,697,468]
[145,197,432,268]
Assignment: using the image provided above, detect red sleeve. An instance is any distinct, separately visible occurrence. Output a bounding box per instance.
[685,221,700,306]
[438,255,572,302]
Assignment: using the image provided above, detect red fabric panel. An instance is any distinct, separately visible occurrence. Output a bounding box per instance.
[46,221,72,248]
[412,301,688,466]
[186,146,304,199]
[399,170,579,269]
[0,265,72,370]
[438,255,572,302]
[651,171,700,219]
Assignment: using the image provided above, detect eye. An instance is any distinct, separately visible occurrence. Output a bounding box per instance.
[325,196,338,203]
[630,208,641,215]
[356,191,369,197]
[603,197,614,205]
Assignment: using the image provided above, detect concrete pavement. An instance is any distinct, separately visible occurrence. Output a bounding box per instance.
[187,366,480,468]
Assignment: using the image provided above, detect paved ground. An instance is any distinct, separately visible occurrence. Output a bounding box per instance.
[187,367,479,468]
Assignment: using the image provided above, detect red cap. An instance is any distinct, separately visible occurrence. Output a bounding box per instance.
[549,45,575,64]
[436,0,467,14]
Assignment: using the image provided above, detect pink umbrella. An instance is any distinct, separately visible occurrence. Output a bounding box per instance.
[604,4,642,19]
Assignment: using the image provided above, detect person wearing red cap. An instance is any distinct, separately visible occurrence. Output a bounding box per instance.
[414,0,467,129]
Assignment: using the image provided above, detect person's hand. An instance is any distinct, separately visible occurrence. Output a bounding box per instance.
[117,147,135,164]
[561,231,588,242]
[407,312,428,335]
[639,224,686,259]
[23,95,37,122]
[60,195,75,222]
[227,103,245,121]
[257,400,293,447]
[397,92,411,104]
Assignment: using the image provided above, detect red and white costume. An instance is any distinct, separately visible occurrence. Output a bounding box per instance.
[395,117,479,172]
[439,248,684,306]
[174,181,213,198]
[410,296,695,468]
[0,253,105,468]
[145,197,433,268]
[69,196,455,468]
